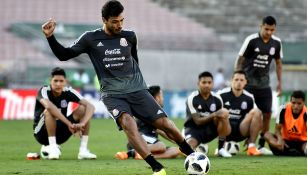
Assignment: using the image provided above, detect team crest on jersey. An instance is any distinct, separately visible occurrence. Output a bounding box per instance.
[60,100,68,108]
[210,104,216,111]
[269,47,275,55]
[112,109,119,117]
[120,38,128,47]
[241,101,247,110]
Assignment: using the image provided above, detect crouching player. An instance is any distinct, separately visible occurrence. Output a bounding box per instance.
[218,70,263,156]
[264,90,307,156]
[33,67,96,160]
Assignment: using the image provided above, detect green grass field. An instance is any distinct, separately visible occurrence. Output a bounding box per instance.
[1,119,307,175]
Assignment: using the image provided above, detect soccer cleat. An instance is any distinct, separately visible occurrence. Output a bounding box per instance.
[78,149,97,160]
[115,152,128,160]
[247,146,262,156]
[134,152,143,160]
[258,147,273,155]
[153,168,166,175]
[48,145,61,160]
[217,148,232,157]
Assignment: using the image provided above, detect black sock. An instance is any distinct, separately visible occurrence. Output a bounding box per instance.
[178,139,194,156]
[218,137,225,150]
[258,133,265,148]
[127,149,135,158]
[144,154,163,172]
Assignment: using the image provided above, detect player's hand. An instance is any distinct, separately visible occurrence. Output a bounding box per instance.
[68,122,76,134]
[42,18,56,38]
[74,123,86,132]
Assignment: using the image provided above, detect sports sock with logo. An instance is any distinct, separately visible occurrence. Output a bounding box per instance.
[144,154,163,172]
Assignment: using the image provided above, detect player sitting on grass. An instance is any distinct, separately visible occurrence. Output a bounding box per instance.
[217,70,263,156]
[115,85,183,160]
[33,67,96,160]
[264,90,307,156]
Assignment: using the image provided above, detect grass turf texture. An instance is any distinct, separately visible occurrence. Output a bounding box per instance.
[0,119,307,175]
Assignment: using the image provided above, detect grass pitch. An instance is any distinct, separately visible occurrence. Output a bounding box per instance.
[0,119,307,175]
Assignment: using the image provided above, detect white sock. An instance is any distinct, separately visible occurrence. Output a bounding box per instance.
[248,143,256,148]
[80,135,89,152]
[48,136,57,146]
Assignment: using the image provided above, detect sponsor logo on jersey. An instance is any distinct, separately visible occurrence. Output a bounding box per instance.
[61,100,68,108]
[241,101,247,110]
[112,109,119,116]
[120,38,128,47]
[254,47,260,52]
[269,47,275,55]
[287,125,300,136]
[105,49,121,55]
[97,42,104,47]
[210,104,216,112]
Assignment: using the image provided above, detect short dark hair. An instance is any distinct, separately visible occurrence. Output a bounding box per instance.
[101,0,124,20]
[198,71,213,80]
[262,16,276,26]
[51,67,66,78]
[148,85,161,98]
[291,90,305,101]
[232,70,246,78]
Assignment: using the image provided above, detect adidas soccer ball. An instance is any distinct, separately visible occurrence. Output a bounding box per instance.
[184,152,210,175]
[225,141,240,155]
[196,143,209,155]
[40,145,61,159]
[40,145,50,159]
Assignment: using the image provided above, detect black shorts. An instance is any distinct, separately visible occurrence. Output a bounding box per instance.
[183,120,218,144]
[226,120,246,142]
[269,140,306,156]
[33,113,78,145]
[245,87,272,113]
[103,90,167,130]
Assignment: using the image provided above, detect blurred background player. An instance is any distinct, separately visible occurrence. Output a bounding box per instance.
[182,71,232,157]
[42,1,193,174]
[33,67,96,160]
[235,16,283,154]
[217,70,263,156]
[264,90,307,156]
[115,85,182,159]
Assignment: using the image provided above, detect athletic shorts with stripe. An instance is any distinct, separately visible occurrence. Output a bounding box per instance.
[103,89,167,130]
[33,113,78,145]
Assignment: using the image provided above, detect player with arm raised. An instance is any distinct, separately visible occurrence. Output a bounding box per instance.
[33,67,96,160]
[234,16,283,154]
[42,1,193,174]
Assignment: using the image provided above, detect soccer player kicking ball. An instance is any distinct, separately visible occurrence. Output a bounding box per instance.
[217,70,263,156]
[42,1,194,174]
[264,91,307,156]
[33,67,96,160]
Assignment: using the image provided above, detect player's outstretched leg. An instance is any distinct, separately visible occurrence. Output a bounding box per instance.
[118,113,164,174]
[152,116,194,156]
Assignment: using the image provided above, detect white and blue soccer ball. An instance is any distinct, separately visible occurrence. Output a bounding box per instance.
[225,141,240,155]
[184,152,210,175]
[196,143,209,155]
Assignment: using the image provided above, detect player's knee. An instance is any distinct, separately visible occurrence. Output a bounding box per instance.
[119,114,137,131]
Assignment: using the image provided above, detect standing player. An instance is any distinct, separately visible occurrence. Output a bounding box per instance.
[235,16,283,154]
[33,67,96,160]
[218,70,263,156]
[115,85,182,160]
[264,91,307,156]
[42,1,193,174]
[183,71,232,157]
